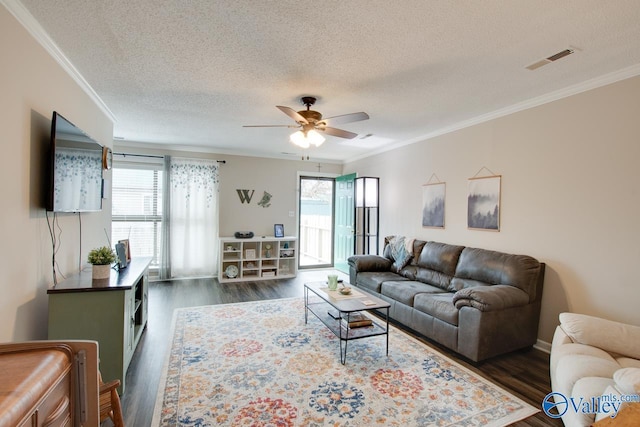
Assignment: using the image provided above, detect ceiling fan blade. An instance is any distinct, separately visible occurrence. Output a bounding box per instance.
[243,125,299,128]
[320,127,358,139]
[320,112,369,126]
[276,106,309,124]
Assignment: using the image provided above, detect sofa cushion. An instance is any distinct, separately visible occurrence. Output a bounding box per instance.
[560,312,640,359]
[555,352,620,398]
[356,272,408,293]
[413,293,458,326]
[348,254,392,272]
[569,377,617,427]
[380,281,445,307]
[449,247,542,302]
[614,368,640,395]
[416,241,464,276]
[403,242,464,291]
[617,358,640,369]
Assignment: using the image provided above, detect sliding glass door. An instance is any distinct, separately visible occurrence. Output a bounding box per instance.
[299,176,335,269]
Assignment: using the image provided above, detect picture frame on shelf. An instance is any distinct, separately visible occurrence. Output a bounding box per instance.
[274,224,284,238]
[245,249,256,259]
[118,239,131,261]
[115,242,128,270]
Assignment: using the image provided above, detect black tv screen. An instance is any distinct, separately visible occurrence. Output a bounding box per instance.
[47,111,103,212]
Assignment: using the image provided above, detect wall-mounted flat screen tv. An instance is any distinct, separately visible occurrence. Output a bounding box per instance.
[47,111,103,212]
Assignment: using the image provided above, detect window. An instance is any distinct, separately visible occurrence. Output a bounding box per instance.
[111,160,163,268]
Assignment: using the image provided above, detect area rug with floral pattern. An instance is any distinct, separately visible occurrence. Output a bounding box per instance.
[152,297,538,426]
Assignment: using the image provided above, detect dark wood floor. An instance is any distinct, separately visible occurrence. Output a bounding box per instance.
[115,269,562,427]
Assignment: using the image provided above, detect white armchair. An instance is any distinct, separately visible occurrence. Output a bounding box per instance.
[550,313,640,426]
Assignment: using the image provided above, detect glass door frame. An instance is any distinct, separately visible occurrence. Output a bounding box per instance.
[296,171,338,270]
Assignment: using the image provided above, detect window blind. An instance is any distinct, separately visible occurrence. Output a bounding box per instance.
[112,162,163,267]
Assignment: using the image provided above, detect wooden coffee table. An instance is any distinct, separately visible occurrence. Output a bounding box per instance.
[304,281,390,364]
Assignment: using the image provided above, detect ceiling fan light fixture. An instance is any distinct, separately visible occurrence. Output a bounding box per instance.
[307,129,325,147]
[248,96,368,148]
[290,129,325,148]
[290,130,310,148]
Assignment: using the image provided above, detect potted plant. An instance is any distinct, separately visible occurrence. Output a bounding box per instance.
[88,246,116,280]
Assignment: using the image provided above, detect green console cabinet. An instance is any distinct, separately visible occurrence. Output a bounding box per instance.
[47,257,151,394]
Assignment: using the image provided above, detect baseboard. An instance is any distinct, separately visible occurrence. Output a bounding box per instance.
[533,339,551,354]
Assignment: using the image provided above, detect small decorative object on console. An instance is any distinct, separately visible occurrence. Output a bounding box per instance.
[274,224,284,238]
[234,231,254,238]
[87,246,117,280]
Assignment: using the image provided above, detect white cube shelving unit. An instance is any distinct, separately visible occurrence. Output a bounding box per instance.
[219,236,297,283]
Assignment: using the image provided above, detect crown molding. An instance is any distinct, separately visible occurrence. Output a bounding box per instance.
[345,63,640,164]
[113,140,343,164]
[2,0,117,123]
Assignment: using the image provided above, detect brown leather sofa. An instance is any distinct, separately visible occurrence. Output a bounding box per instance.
[348,237,545,362]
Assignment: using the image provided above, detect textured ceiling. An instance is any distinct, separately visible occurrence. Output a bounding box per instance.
[13,0,640,162]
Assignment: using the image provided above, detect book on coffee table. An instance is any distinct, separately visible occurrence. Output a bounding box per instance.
[340,311,373,328]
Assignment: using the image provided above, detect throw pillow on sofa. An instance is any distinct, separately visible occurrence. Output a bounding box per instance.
[388,236,413,270]
[614,368,640,395]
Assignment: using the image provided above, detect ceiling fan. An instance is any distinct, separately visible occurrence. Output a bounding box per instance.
[243,96,369,148]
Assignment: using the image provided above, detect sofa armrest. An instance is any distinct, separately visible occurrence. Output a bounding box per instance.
[452,285,529,312]
[347,255,392,273]
[559,312,640,359]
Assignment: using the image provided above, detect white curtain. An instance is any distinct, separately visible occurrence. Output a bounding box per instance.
[53,147,102,211]
[166,157,219,278]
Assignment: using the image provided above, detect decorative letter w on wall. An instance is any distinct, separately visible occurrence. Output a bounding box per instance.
[236,189,255,204]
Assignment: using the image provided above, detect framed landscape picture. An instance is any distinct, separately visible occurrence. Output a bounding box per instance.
[467,175,501,231]
[422,182,445,228]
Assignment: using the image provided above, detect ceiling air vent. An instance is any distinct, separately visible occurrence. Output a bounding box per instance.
[526,48,575,71]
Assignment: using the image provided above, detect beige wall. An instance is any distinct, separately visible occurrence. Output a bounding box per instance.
[344,75,640,344]
[0,6,113,342]
[218,156,341,237]
[112,144,343,240]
